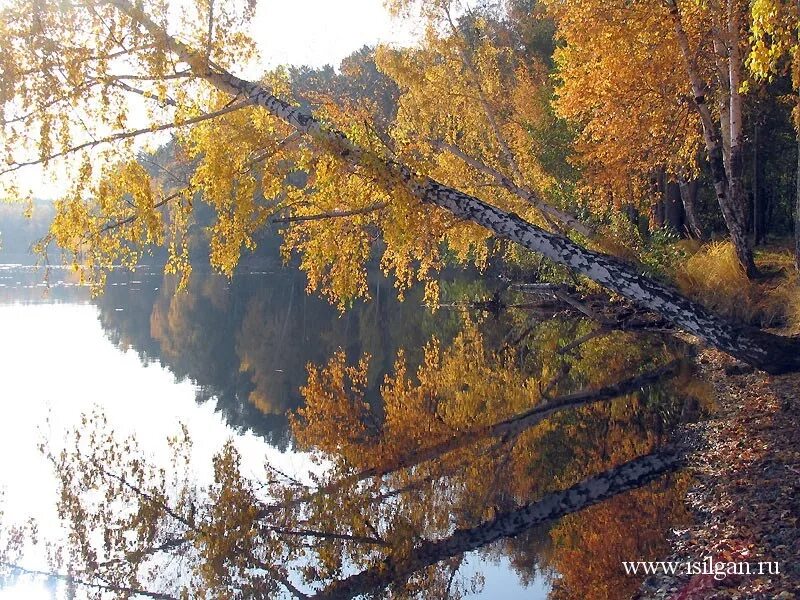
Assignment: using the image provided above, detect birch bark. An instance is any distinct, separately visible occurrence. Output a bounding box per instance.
[107,0,800,373]
[666,0,757,276]
[310,451,682,600]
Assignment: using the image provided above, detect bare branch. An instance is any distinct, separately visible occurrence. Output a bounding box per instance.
[109,79,178,107]
[0,562,179,600]
[1,99,253,176]
[265,526,390,547]
[271,202,388,224]
[433,139,594,238]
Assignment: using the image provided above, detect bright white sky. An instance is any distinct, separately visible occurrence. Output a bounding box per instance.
[250,0,421,70]
[0,300,319,598]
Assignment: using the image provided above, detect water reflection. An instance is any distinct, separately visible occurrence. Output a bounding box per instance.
[0,263,706,598]
[94,267,469,447]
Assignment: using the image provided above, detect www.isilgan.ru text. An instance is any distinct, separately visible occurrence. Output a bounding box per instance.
[622,557,780,581]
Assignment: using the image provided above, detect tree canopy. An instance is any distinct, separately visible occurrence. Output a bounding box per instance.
[1,0,799,371]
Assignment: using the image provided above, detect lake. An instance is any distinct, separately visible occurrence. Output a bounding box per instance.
[0,262,697,599]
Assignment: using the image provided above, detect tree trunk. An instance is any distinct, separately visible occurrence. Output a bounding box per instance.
[664,181,685,236]
[678,178,704,239]
[666,0,757,277]
[753,121,766,246]
[110,0,800,374]
[651,172,666,230]
[796,16,800,272]
[310,451,682,600]
[267,362,679,518]
[725,0,757,275]
[712,22,732,175]
[796,126,800,271]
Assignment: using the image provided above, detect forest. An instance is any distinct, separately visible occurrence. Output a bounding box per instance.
[0,0,799,598]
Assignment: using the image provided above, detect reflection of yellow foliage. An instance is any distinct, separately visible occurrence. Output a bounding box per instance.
[247,390,277,415]
[149,277,197,361]
[293,322,542,466]
[236,298,294,415]
[292,350,375,466]
[201,273,230,311]
[546,475,691,600]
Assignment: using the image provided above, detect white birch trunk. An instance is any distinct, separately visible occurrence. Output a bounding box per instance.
[712,22,732,174]
[666,0,756,276]
[107,0,800,373]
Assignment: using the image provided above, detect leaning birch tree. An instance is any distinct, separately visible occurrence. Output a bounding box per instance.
[1,0,799,372]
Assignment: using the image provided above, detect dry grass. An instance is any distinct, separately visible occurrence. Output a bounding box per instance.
[675,241,800,328]
[768,274,800,333]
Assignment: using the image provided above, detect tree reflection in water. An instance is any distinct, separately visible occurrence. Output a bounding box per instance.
[2,269,709,599]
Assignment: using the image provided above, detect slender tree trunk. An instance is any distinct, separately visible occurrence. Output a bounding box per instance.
[111,0,800,373]
[434,140,594,238]
[666,0,757,277]
[712,21,733,174]
[309,451,682,600]
[665,181,685,235]
[651,171,666,229]
[726,0,757,273]
[678,178,705,239]
[795,11,800,272]
[796,126,800,271]
[753,121,763,245]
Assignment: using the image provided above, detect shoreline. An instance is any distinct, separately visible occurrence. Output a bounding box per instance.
[636,346,800,599]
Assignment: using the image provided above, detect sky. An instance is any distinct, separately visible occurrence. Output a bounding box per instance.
[249,0,421,70]
[0,298,319,598]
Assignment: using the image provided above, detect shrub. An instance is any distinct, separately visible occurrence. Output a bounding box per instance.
[676,242,762,324]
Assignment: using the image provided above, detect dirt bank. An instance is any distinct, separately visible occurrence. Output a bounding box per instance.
[636,347,800,599]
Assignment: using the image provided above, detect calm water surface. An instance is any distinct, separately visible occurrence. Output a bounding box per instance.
[0,262,696,598]
[0,265,552,598]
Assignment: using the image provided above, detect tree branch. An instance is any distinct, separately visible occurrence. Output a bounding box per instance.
[271,202,388,224]
[432,139,594,238]
[1,99,253,176]
[109,79,178,107]
[309,451,682,600]
[0,562,179,600]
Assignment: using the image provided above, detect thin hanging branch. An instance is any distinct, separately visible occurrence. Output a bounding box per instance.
[1,98,254,176]
[87,0,800,373]
[271,202,389,224]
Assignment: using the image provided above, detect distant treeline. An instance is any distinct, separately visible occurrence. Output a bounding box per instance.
[0,201,54,263]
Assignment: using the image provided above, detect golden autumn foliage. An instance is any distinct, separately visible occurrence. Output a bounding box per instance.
[749,0,800,128]
[1,0,601,309]
[0,309,706,598]
[543,0,704,211]
[545,476,691,600]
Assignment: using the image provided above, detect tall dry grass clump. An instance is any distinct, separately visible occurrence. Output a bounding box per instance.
[767,273,800,333]
[675,241,800,327]
[676,242,760,323]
